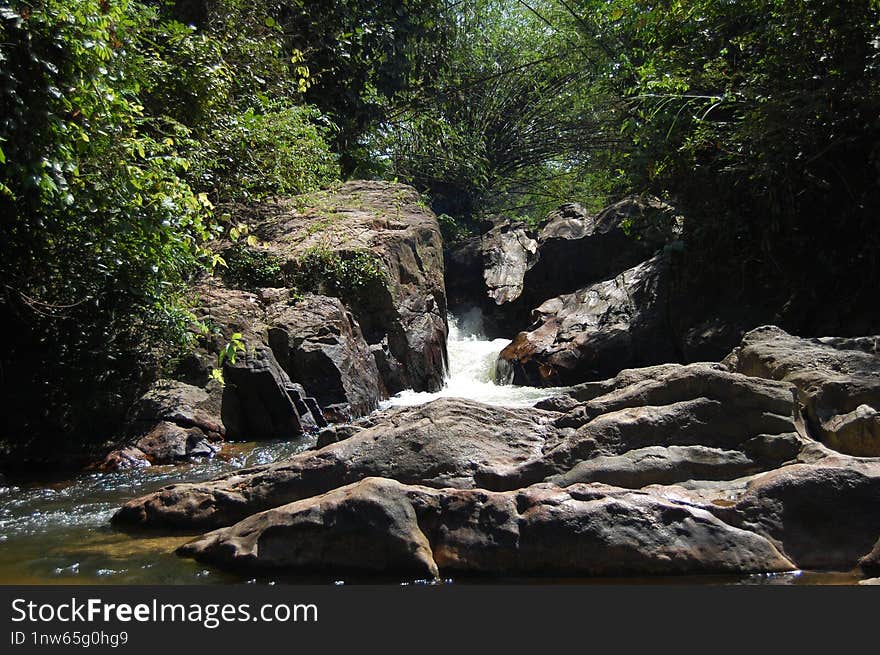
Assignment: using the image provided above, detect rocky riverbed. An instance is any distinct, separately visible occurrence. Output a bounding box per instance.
[5,182,880,584]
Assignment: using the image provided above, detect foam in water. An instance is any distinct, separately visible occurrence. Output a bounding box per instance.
[382,309,565,408]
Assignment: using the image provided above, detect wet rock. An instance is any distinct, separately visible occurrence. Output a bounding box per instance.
[267,294,382,419]
[497,255,676,386]
[444,222,537,336]
[95,379,225,469]
[114,362,801,530]
[723,326,880,456]
[129,379,224,440]
[134,421,220,463]
[179,477,794,577]
[93,447,150,471]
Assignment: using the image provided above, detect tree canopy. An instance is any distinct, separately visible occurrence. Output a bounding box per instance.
[2,0,878,455]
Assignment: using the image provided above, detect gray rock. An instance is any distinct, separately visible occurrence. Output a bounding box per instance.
[221,345,304,440]
[128,379,224,440]
[712,460,880,570]
[497,255,676,386]
[134,421,220,463]
[179,477,794,577]
[113,365,801,530]
[445,198,676,338]
[267,294,382,419]
[179,477,439,578]
[113,398,561,530]
[723,326,880,456]
[253,181,448,394]
[547,445,760,489]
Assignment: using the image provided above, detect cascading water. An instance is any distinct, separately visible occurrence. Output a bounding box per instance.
[383,309,564,408]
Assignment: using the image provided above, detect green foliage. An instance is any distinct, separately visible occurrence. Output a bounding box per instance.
[0,0,217,446]
[193,103,340,202]
[374,0,620,223]
[211,331,246,385]
[0,0,344,450]
[578,0,880,297]
[291,247,387,303]
[275,0,457,174]
[220,244,286,290]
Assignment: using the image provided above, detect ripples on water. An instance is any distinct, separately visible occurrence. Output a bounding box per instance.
[0,439,315,584]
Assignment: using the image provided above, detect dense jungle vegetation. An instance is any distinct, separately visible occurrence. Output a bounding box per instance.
[2,0,879,457]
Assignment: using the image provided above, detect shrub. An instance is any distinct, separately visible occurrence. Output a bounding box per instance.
[220,244,287,290]
[291,247,387,303]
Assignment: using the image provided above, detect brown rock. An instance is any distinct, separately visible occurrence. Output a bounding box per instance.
[179,477,794,577]
[723,326,880,456]
[267,294,382,419]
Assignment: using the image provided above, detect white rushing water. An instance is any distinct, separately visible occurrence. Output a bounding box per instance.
[383,309,566,408]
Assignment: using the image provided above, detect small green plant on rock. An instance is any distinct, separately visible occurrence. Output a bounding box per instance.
[220,243,287,289]
[291,247,387,302]
[211,332,246,386]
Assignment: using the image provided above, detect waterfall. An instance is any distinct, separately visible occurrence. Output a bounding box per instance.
[382,309,563,408]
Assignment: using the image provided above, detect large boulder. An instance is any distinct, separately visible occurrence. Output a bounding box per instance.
[444,221,538,336]
[220,345,307,441]
[445,198,677,337]
[497,255,677,385]
[710,459,880,570]
[98,182,447,467]
[178,477,794,577]
[251,181,448,394]
[95,379,225,469]
[114,356,880,579]
[267,294,382,421]
[112,398,560,529]
[723,326,880,456]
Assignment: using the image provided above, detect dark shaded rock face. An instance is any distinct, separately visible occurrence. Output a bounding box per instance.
[267,294,382,421]
[96,380,224,469]
[221,345,306,441]
[445,198,676,337]
[497,255,676,386]
[723,326,880,456]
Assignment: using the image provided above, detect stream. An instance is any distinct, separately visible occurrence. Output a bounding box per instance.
[0,313,863,585]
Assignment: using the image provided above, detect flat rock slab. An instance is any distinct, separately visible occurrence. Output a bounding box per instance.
[179,477,795,578]
[113,398,561,530]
